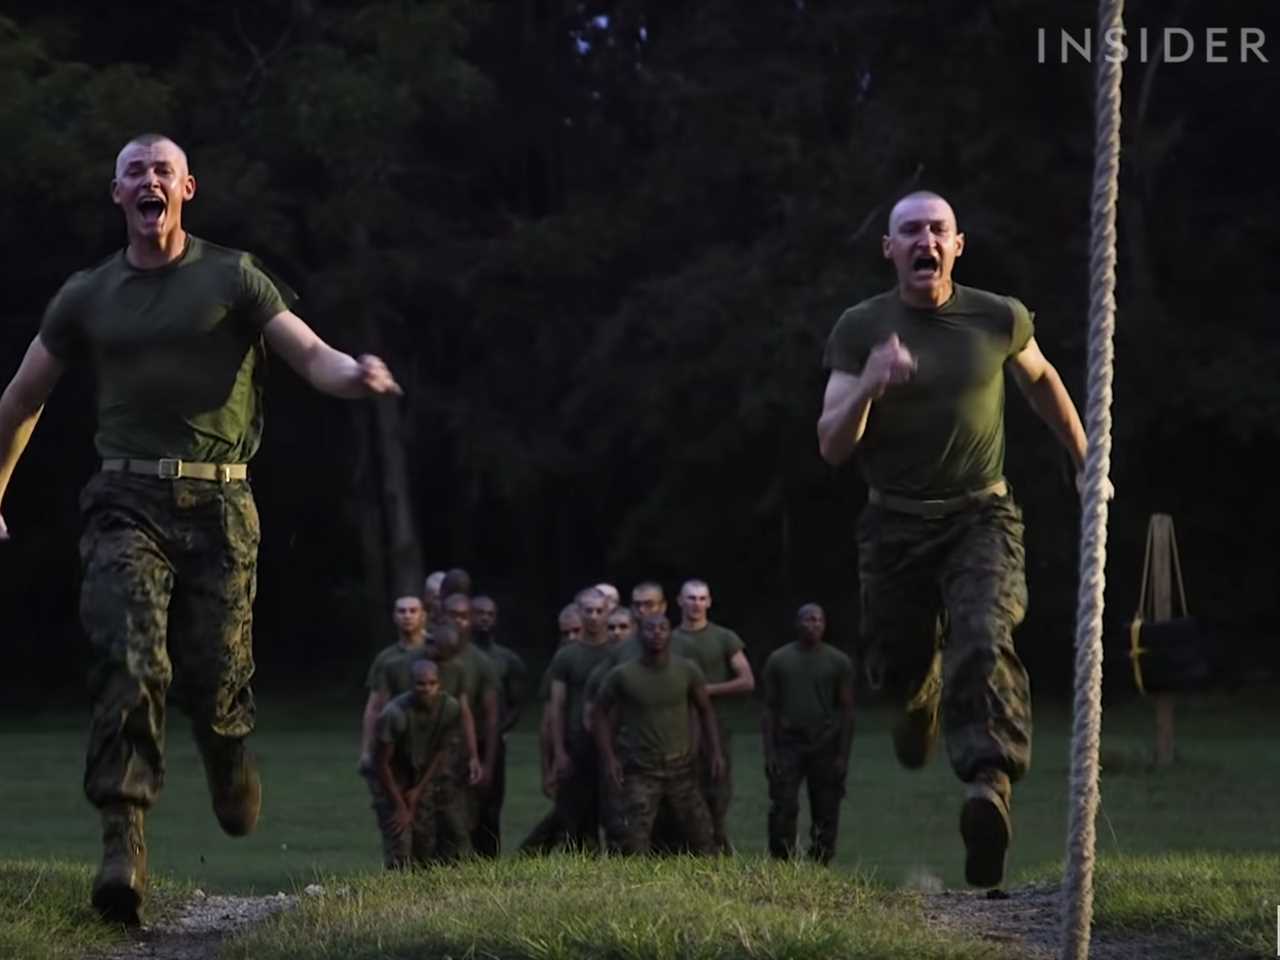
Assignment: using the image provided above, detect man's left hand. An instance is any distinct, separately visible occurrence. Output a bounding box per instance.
[357,354,403,396]
[710,752,726,782]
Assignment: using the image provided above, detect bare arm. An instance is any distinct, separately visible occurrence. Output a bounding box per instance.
[479,688,500,780]
[263,310,401,399]
[593,702,622,788]
[706,650,755,697]
[359,690,389,767]
[760,704,779,777]
[374,740,408,814]
[816,336,915,465]
[0,336,66,538]
[691,683,724,779]
[458,695,481,780]
[1007,337,1087,471]
[548,680,572,775]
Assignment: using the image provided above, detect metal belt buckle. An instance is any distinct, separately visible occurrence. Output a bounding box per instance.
[157,458,183,479]
[217,465,232,483]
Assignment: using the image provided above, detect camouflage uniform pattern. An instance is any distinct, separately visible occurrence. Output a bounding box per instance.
[767,728,847,864]
[856,492,1032,783]
[553,736,602,850]
[79,472,259,810]
[612,758,714,855]
[368,775,443,868]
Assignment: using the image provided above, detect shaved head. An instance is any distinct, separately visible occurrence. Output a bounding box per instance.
[887,191,955,234]
[115,133,188,179]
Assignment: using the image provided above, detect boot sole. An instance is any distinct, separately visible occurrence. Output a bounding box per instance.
[961,794,1010,887]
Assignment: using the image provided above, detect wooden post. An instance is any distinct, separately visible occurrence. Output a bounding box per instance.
[1147,514,1176,766]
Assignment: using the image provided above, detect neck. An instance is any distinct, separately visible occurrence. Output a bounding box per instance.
[898,278,953,310]
[642,649,670,668]
[127,229,188,270]
[682,618,707,631]
[400,632,425,649]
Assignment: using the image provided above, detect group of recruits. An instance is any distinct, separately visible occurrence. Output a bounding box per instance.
[358,571,854,869]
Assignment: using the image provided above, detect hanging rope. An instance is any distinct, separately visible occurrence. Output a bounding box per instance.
[1060,0,1124,956]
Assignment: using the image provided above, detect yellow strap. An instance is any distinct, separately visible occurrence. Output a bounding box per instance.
[1129,617,1147,696]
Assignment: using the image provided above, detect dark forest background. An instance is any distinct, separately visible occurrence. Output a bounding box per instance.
[1,0,1276,704]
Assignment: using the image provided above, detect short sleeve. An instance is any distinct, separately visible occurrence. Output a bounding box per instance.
[822,308,870,374]
[38,273,89,362]
[724,629,745,658]
[365,651,388,694]
[1007,297,1035,357]
[236,255,294,330]
[376,705,405,744]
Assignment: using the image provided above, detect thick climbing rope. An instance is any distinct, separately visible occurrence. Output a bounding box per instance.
[1060,0,1124,956]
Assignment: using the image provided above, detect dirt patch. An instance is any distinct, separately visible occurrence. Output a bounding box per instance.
[91,892,297,960]
[924,883,1192,959]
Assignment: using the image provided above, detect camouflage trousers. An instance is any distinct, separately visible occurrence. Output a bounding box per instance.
[767,730,847,865]
[78,472,259,811]
[857,491,1032,783]
[367,772,450,869]
[425,735,474,861]
[609,757,714,855]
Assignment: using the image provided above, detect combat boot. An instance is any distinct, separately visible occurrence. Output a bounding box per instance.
[960,768,1012,887]
[91,804,146,925]
[198,734,261,836]
[892,652,942,769]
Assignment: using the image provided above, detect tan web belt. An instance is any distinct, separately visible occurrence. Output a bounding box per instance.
[101,458,248,482]
[868,479,1007,519]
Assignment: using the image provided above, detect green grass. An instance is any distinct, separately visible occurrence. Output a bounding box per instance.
[0,859,188,960]
[2,689,1278,958]
[220,856,1020,960]
[1024,852,1280,958]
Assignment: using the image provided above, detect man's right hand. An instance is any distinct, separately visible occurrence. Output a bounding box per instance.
[357,752,373,776]
[0,512,10,541]
[392,800,412,834]
[863,334,917,398]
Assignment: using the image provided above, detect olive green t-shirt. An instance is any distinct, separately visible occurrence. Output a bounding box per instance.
[39,235,293,463]
[438,644,498,708]
[672,622,745,685]
[475,638,528,727]
[597,657,707,769]
[364,642,430,698]
[377,691,461,783]
[762,642,854,740]
[585,635,645,702]
[822,284,1034,497]
[548,641,616,740]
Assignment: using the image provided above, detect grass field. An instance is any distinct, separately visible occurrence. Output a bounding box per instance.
[2,688,1278,958]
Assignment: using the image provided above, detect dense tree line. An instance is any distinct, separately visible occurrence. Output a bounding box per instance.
[2,0,1276,700]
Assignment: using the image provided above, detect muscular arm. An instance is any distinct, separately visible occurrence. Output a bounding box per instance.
[458,695,480,770]
[374,740,408,812]
[479,688,500,777]
[263,311,400,399]
[1007,337,1087,471]
[360,690,389,766]
[0,336,65,537]
[816,370,878,466]
[548,680,571,771]
[706,650,755,697]
[691,684,723,774]
[760,703,779,775]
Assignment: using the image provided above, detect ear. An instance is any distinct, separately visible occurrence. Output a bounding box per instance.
[183,174,197,201]
[110,179,122,207]
[954,231,965,258]
[881,235,893,260]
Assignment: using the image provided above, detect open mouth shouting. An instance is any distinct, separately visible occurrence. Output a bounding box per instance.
[912,253,940,278]
[136,193,167,230]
